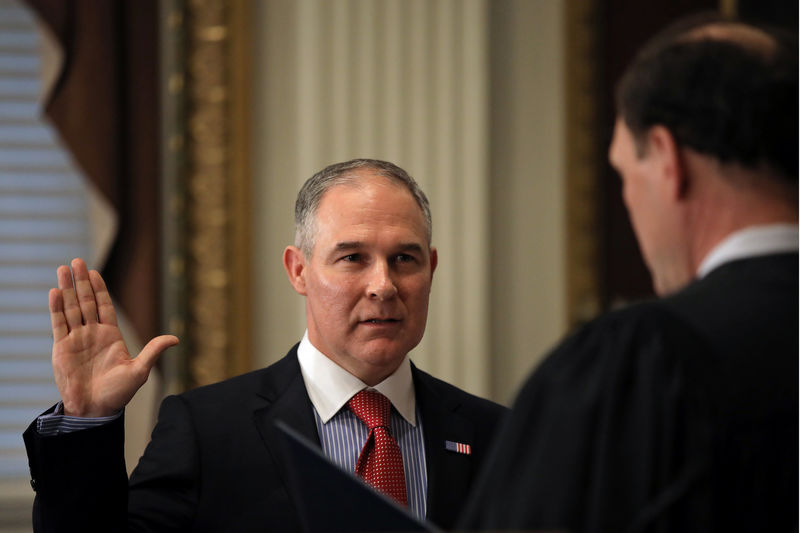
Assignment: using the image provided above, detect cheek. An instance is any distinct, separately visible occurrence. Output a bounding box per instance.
[316,275,350,299]
[621,174,650,226]
[621,174,638,209]
[308,274,358,315]
[400,276,432,312]
[622,183,653,249]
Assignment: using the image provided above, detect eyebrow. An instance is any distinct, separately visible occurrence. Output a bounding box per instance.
[332,241,425,254]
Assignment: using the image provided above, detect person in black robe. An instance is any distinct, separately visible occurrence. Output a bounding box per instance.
[460,13,798,533]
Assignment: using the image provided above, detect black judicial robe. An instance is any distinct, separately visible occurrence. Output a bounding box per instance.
[460,253,798,533]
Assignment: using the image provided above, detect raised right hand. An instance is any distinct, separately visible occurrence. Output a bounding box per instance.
[49,258,179,417]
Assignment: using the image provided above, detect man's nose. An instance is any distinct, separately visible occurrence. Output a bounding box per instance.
[366,262,398,301]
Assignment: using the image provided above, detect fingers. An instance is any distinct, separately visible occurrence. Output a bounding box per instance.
[54,258,116,333]
[135,335,180,374]
[57,264,82,332]
[56,258,104,330]
[71,258,98,325]
[49,288,68,342]
[88,269,117,326]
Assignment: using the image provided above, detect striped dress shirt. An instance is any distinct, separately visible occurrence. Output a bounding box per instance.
[313,403,428,518]
[37,404,120,435]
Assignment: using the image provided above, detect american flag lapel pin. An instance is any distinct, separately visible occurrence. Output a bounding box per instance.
[445,440,471,455]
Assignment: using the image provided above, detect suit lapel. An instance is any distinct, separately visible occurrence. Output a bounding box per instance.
[413,366,476,526]
[252,346,320,494]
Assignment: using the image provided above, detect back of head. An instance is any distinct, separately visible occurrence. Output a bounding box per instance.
[616,12,798,184]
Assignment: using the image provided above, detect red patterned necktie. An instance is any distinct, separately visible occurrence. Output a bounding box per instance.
[348,389,408,506]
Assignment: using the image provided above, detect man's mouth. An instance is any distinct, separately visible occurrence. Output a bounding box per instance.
[362,318,400,324]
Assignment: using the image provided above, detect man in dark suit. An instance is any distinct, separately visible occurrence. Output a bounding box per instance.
[24,159,506,532]
[461,14,797,533]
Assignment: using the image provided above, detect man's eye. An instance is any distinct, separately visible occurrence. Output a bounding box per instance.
[395,254,416,263]
[342,254,360,262]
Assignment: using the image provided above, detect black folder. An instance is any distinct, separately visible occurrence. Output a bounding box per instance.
[276,420,439,533]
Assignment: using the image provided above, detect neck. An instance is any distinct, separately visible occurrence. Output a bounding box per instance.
[683,155,798,274]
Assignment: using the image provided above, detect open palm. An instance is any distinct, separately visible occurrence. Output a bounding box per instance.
[50,258,178,417]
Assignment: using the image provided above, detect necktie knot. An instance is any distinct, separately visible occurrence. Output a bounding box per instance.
[348,389,392,430]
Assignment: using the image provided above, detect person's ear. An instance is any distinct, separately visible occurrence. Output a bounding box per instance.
[429,247,438,279]
[646,125,688,200]
[283,246,308,295]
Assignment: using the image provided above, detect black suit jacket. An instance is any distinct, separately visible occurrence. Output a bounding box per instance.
[25,345,506,532]
[461,253,799,533]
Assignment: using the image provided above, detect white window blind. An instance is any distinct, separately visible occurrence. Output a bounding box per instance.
[0,0,92,525]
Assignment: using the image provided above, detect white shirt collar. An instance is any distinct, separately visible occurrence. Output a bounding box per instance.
[697,224,798,279]
[296,331,417,425]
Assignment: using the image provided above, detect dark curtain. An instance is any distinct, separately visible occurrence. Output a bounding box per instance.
[23,0,161,342]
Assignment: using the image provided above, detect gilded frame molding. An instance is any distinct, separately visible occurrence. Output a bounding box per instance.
[564,0,603,330]
[161,0,252,390]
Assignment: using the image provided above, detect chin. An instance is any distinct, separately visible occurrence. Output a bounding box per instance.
[356,340,411,366]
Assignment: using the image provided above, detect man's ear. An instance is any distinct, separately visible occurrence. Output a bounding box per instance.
[429,247,438,279]
[283,246,308,295]
[647,125,688,200]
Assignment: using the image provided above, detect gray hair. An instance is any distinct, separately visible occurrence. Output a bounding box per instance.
[294,159,433,257]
